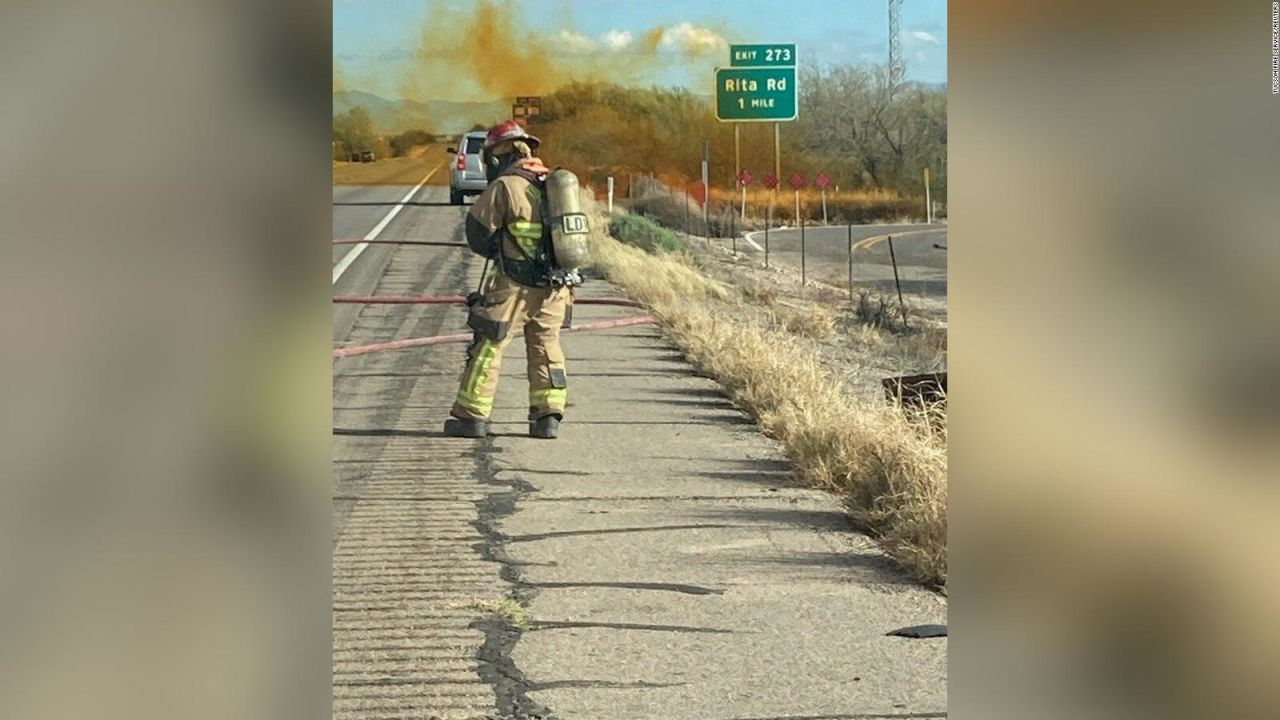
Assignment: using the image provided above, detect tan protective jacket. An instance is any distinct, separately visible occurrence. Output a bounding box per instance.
[466,174,553,286]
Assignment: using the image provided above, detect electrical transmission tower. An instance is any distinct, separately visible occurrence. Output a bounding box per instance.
[888,0,903,91]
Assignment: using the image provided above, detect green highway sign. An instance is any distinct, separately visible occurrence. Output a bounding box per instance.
[715,67,797,122]
[729,43,796,67]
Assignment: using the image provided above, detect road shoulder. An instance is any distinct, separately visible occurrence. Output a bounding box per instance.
[485,279,947,719]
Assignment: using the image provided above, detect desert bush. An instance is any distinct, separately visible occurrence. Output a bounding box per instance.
[607,213,686,254]
[389,129,435,157]
[624,189,700,235]
[333,105,376,159]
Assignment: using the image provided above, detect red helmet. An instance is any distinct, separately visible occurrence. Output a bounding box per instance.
[483,119,540,152]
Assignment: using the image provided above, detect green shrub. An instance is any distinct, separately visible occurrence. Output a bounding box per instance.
[607,213,686,254]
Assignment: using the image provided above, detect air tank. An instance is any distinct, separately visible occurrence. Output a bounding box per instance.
[545,168,591,271]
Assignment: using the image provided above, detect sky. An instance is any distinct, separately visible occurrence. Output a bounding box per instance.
[334,0,947,101]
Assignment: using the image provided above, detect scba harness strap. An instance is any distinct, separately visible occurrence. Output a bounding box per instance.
[496,172,584,289]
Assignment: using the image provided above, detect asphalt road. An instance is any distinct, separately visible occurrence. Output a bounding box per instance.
[333,175,502,719]
[332,177,467,341]
[744,222,948,299]
[331,173,946,719]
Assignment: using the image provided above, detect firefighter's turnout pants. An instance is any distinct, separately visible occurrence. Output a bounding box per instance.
[451,272,570,422]
[451,168,573,422]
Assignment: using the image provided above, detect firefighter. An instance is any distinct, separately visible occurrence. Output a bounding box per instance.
[444,120,581,440]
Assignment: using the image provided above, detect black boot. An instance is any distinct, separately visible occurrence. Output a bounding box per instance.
[529,414,560,439]
[444,416,488,438]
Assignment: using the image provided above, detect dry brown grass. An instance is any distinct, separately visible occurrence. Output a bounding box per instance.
[763,302,836,339]
[619,181,924,235]
[582,193,948,586]
[736,275,779,305]
[331,145,451,186]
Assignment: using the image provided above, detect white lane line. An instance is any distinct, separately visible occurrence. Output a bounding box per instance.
[332,162,444,285]
[742,233,765,252]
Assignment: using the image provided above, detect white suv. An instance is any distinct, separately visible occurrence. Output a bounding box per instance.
[447,132,488,205]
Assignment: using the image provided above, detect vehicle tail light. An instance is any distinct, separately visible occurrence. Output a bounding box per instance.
[456,149,466,170]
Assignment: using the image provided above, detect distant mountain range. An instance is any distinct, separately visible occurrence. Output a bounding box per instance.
[336,80,945,135]
[333,91,509,134]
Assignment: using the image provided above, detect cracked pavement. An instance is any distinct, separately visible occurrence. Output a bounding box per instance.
[333,178,947,719]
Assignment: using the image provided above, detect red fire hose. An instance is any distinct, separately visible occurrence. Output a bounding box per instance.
[331,238,656,359]
[333,314,656,359]
[333,294,647,308]
[332,294,655,359]
[333,239,465,248]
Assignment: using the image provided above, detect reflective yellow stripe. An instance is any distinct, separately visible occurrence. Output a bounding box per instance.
[455,388,494,415]
[456,340,499,415]
[529,388,567,408]
[507,220,543,256]
[507,220,543,239]
[465,339,497,394]
[526,185,543,204]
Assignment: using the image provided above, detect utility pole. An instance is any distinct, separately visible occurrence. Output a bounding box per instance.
[888,0,904,94]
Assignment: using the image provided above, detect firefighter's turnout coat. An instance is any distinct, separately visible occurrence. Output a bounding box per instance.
[451,167,571,421]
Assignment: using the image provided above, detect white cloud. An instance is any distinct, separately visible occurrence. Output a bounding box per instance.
[558,29,599,54]
[908,30,940,46]
[601,29,633,51]
[659,22,728,55]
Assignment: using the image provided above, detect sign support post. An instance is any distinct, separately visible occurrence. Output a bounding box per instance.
[773,123,780,239]
[773,123,781,197]
[735,125,745,221]
[814,172,830,225]
[701,139,710,240]
[924,166,933,224]
[717,43,796,245]
[734,124,740,189]
[737,169,752,223]
[701,140,709,214]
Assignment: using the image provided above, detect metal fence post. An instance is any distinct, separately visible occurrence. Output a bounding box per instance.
[684,188,690,244]
[887,235,908,329]
[765,196,771,269]
[703,194,710,244]
[847,222,854,302]
[800,214,807,286]
[731,209,737,255]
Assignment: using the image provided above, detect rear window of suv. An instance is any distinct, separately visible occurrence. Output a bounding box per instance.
[464,137,484,154]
